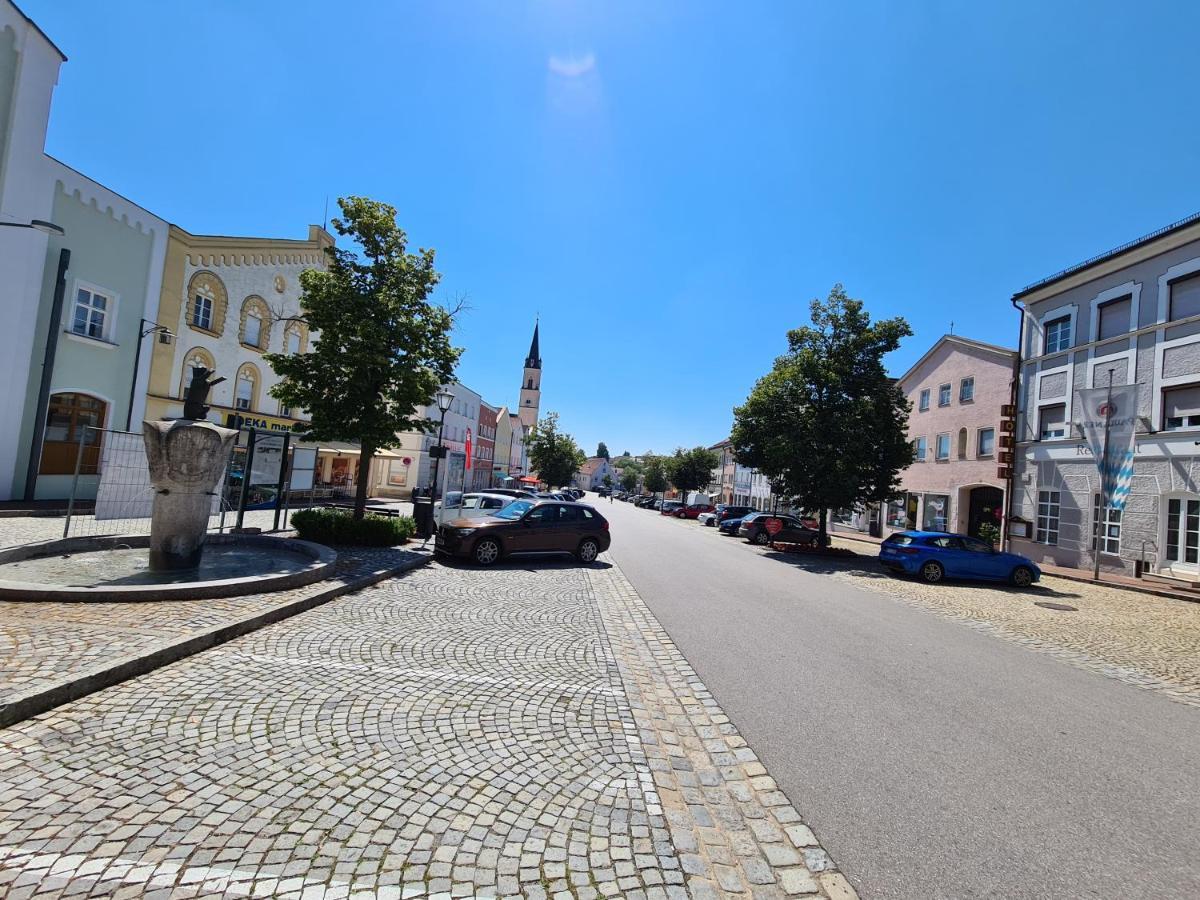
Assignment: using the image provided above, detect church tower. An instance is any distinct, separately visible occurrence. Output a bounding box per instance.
[518,319,541,431]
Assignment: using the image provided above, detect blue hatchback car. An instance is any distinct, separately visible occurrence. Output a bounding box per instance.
[879,531,1041,588]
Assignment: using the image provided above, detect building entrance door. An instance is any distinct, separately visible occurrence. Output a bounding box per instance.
[966,486,1004,538]
[1164,496,1200,571]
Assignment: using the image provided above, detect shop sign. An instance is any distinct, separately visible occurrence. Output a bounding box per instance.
[220,406,298,433]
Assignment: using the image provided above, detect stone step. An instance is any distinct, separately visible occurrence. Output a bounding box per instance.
[1141,572,1200,593]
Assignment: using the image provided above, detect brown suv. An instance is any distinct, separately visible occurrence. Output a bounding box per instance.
[435,499,611,566]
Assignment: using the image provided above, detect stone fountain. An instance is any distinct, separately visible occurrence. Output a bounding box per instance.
[0,368,336,601]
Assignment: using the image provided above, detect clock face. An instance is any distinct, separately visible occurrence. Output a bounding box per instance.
[274,275,286,293]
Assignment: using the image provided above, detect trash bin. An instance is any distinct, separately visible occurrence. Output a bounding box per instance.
[414,497,435,539]
[868,520,881,538]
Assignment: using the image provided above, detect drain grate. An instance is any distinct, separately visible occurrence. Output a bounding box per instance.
[1034,601,1078,612]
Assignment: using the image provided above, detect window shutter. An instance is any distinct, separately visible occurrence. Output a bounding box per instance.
[1164,385,1200,419]
[1170,275,1200,321]
[1097,296,1131,341]
[1041,405,1065,427]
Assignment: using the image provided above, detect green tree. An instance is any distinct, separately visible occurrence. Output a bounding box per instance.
[596,442,610,459]
[621,450,631,457]
[620,471,638,492]
[527,412,586,488]
[665,446,719,501]
[602,474,613,488]
[643,455,668,497]
[267,196,460,519]
[731,284,911,546]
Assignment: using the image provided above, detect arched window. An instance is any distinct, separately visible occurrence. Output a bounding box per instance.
[284,322,307,355]
[240,296,271,350]
[234,363,260,411]
[527,378,533,389]
[179,347,216,399]
[957,428,968,459]
[186,271,228,335]
[39,392,107,475]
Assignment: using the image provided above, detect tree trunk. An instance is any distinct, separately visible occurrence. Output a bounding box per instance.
[818,508,828,548]
[353,441,374,520]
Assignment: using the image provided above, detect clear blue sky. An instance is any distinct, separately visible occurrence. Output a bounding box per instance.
[26,0,1200,458]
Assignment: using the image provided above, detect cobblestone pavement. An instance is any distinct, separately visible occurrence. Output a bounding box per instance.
[803,536,1200,707]
[0,510,296,549]
[0,545,423,709]
[0,556,851,899]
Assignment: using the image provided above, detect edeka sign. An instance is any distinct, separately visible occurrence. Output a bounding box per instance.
[217,406,298,433]
[1073,386,1138,511]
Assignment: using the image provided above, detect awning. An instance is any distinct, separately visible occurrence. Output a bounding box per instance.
[295,441,402,458]
[518,476,539,484]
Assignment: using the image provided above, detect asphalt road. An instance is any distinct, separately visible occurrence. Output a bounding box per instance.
[600,499,1200,899]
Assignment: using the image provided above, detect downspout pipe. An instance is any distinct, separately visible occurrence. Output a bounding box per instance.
[1003,295,1025,551]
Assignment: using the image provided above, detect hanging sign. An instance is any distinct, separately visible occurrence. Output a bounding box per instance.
[1073,385,1139,511]
[249,434,286,485]
[465,427,473,470]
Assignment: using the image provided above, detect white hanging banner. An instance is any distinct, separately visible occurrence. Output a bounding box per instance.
[1073,385,1138,511]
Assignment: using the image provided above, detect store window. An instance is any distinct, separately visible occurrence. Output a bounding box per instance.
[921,494,949,532]
[1092,495,1121,555]
[886,498,907,529]
[39,392,107,475]
[1036,490,1060,545]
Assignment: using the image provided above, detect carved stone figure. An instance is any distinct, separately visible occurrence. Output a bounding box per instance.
[143,419,238,570]
[182,367,226,421]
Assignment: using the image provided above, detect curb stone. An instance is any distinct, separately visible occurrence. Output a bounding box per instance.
[0,549,432,729]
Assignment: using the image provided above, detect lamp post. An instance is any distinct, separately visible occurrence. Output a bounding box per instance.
[430,389,454,524]
[13,218,68,502]
[126,319,174,430]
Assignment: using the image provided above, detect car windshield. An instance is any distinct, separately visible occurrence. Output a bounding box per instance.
[493,499,533,520]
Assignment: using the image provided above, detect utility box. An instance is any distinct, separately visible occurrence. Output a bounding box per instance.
[414,497,435,539]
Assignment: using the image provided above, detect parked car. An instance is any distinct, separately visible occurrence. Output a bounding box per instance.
[718,514,748,535]
[697,509,721,526]
[433,492,516,521]
[879,531,1040,587]
[739,514,812,546]
[675,502,715,520]
[660,501,682,516]
[716,504,753,524]
[435,499,611,566]
[482,487,538,500]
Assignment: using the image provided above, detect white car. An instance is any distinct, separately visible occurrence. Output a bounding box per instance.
[697,511,720,527]
[434,492,517,520]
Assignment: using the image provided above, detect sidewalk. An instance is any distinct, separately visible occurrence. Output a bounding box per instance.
[828,526,1200,605]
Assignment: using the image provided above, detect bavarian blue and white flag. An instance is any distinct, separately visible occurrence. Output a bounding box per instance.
[1073,385,1139,511]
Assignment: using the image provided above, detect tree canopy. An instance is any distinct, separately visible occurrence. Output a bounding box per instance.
[620,470,638,492]
[643,456,668,496]
[527,412,587,488]
[267,196,460,519]
[596,442,610,459]
[665,446,719,500]
[731,284,911,543]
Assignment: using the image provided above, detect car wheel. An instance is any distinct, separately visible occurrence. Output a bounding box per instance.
[753,530,770,546]
[473,538,501,566]
[577,538,600,563]
[1010,565,1034,588]
[919,560,944,584]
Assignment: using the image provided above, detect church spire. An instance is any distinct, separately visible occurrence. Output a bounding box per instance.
[525,319,541,370]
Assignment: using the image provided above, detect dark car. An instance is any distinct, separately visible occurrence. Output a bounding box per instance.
[717,504,753,523]
[879,531,1041,587]
[739,513,811,546]
[659,500,682,516]
[718,514,748,534]
[436,499,611,566]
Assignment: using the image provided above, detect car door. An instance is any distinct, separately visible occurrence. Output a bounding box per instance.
[927,535,966,576]
[959,536,1007,578]
[513,504,560,552]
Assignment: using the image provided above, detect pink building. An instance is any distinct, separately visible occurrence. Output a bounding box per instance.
[883,335,1017,538]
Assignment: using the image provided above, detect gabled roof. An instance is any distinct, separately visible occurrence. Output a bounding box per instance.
[896,335,1016,388]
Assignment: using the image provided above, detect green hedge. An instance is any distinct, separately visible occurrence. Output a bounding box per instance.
[291,508,416,547]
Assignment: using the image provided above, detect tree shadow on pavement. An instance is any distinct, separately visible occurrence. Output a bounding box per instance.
[435,555,613,573]
[759,549,1083,599]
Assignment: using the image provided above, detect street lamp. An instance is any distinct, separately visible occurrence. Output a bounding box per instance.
[0,219,65,237]
[125,319,174,429]
[429,389,454,517]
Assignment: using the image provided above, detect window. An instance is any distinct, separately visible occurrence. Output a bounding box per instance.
[918,389,930,411]
[39,392,106,475]
[961,536,994,554]
[1092,494,1122,555]
[71,287,112,340]
[193,295,213,330]
[1165,497,1200,565]
[1169,273,1200,322]
[957,428,968,459]
[1163,385,1200,431]
[287,329,301,354]
[935,433,951,460]
[922,494,949,532]
[244,312,262,348]
[1097,296,1131,341]
[1039,404,1066,440]
[977,427,995,457]
[912,437,927,462]
[959,377,974,403]
[1044,315,1071,353]
[938,384,951,407]
[235,371,255,410]
[280,401,292,418]
[1036,490,1060,545]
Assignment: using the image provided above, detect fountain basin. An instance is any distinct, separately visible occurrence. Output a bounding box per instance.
[0,534,337,602]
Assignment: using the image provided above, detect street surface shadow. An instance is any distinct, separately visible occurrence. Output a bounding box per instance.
[434,554,613,573]
[759,549,1082,599]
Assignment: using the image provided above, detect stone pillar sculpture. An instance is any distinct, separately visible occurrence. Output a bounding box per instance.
[143,419,238,570]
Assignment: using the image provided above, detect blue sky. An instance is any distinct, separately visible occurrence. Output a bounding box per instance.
[26,0,1200,458]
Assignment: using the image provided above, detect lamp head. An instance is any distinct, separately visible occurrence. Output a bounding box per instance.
[435,389,454,412]
[29,219,65,237]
